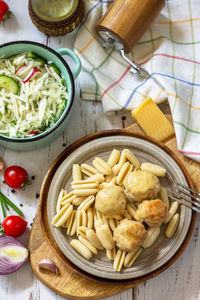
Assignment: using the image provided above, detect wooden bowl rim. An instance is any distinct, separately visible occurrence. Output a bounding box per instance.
[39,129,196,285]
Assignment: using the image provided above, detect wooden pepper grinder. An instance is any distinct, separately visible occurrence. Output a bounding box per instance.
[95,0,164,76]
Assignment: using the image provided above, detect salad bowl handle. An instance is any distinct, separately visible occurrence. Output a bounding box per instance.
[56,48,81,79]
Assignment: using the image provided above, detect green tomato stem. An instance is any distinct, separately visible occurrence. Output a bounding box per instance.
[0,198,6,218]
[1,197,9,210]
[0,192,23,216]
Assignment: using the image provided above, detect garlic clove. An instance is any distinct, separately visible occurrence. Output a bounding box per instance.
[38,259,58,275]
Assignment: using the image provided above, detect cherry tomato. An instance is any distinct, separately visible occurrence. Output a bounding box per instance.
[2,216,27,237]
[0,1,10,22]
[4,166,29,189]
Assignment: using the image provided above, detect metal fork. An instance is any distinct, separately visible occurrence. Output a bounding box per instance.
[168,182,200,214]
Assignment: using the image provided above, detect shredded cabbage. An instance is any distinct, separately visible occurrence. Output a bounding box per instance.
[0,53,68,138]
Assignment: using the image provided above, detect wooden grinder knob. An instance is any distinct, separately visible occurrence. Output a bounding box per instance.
[95,0,164,53]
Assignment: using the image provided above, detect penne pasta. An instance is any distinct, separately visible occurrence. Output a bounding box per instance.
[108,218,118,231]
[96,223,115,250]
[77,210,88,229]
[86,229,104,250]
[93,206,97,219]
[62,209,74,228]
[72,164,82,181]
[67,210,77,236]
[141,163,166,177]
[70,239,92,260]
[105,163,122,182]
[118,152,126,168]
[73,189,98,197]
[93,157,112,175]
[77,195,95,211]
[113,249,126,272]
[110,176,117,184]
[159,187,169,210]
[96,210,103,220]
[122,149,140,168]
[77,226,88,238]
[100,182,112,190]
[87,207,94,229]
[87,173,105,183]
[94,216,102,230]
[93,216,100,227]
[164,201,179,224]
[105,172,115,183]
[112,164,121,176]
[82,210,87,227]
[107,149,121,168]
[106,247,116,260]
[78,235,98,254]
[142,226,160,248]
[56,189,66,213]
[71,179,98,190]
[72,196,86,206]
[124,247,142,268]
[106,249,113,260]
[62,220,69,228]
[81,163,98,177]
[95,217,108,229]
[117,162,132,186]
[60,191,76,205]
[126,203,137,220]
[52,203,73,227]
[165,213,179,238]
[70,216,78,236]
[102,214,109,225]
[63,190,68,196]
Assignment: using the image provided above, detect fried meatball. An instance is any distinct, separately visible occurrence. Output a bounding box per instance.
[135,199,167,226]
[124,170,160,202]
[95,183,127,217]
[113,220,146,251]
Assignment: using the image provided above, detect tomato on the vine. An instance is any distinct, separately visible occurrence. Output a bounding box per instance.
[1,216,27,237]
[4,166,30,190]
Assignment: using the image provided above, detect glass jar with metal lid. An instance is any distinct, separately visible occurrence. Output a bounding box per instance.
[29,0,84,36]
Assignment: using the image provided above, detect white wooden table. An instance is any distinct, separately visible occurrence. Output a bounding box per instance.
[0,1,200,300]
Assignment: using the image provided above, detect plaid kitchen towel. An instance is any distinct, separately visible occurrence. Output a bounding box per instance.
[74,0,200,162]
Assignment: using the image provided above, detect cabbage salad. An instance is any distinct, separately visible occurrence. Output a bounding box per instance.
[0,52,68,138]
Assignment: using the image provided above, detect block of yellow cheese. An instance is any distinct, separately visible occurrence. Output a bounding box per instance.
[131,97,174,141]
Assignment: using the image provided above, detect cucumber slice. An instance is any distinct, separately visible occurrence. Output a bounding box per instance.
[27,52,46,65]
[0,75,19,95]
[48,63,61,74]
[27,51,37,59]
[34,57,46,65]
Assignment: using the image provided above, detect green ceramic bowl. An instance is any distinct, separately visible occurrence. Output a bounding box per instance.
[0,41,81,151]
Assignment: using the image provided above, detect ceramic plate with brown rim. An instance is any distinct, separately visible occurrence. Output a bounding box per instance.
[46,133,192,280]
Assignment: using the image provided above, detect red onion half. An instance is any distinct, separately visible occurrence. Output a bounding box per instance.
[0,235,28,275]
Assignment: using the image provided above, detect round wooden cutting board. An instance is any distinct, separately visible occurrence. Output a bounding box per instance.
[28,116,199,299]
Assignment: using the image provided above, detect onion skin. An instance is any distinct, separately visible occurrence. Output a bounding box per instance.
[38,259,58,275]
[0,235,28,275]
